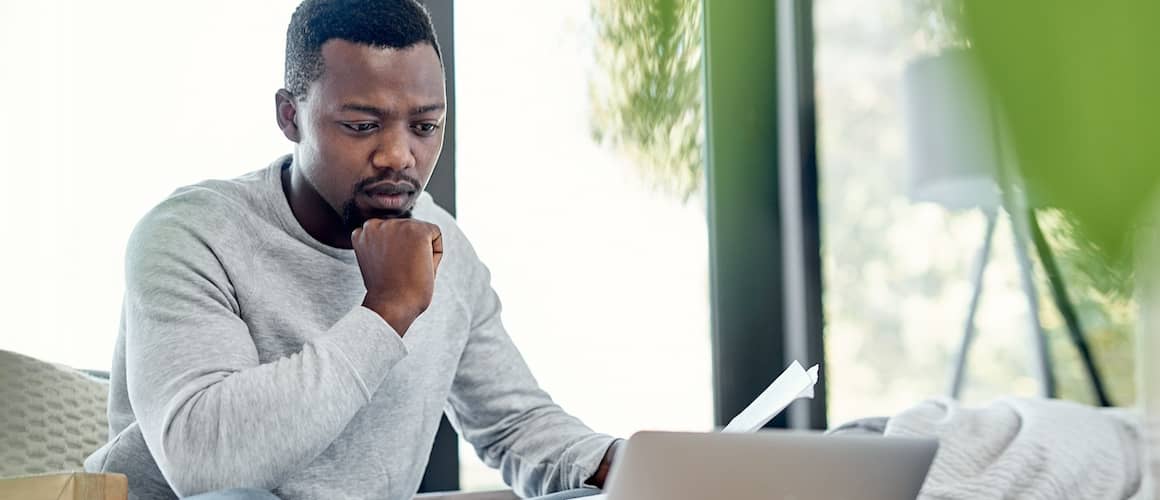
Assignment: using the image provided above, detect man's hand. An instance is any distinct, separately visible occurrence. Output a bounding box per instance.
[351,218,443,336]
[586,439,625,489]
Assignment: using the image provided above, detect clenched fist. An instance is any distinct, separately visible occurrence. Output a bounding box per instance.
[351,218,443,336]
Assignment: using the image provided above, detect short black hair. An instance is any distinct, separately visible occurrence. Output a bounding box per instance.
[284,0,442,98]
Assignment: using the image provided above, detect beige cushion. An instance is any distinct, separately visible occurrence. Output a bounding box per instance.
[0,350,109,478]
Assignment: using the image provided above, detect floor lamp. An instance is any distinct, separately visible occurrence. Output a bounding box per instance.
[903,50,1111,405]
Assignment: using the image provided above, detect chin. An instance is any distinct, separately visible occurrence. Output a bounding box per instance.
[341,203,413,231]
[364,206,414,220]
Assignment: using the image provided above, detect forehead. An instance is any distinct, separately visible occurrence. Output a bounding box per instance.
[311,39,445,108]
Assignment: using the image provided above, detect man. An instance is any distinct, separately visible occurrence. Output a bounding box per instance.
[84,1,620,498]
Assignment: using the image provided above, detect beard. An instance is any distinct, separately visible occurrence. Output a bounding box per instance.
[339,171,421,232]
[340,201,413,231]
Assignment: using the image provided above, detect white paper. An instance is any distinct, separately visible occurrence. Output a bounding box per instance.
[721,361,820,433]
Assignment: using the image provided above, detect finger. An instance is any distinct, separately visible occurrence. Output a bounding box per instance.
[351,227,363,241]
[429,228,443,254]
[430,230,444,272]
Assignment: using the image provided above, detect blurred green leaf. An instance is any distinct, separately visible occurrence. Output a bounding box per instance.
[589,0,704,201]
[963,1,1160,263]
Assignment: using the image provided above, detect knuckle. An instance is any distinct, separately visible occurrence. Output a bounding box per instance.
[407,220,428,234]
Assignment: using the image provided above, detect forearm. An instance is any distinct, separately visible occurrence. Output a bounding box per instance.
[453,243,618,495]
[131,307,406,496]
[457,399,618,496]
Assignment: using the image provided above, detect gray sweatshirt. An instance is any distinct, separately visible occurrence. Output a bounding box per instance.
[84,157,615,500]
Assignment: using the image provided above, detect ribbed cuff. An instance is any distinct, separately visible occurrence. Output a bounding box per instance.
[565,434,621,490]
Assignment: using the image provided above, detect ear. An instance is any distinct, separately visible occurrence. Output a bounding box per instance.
[275,89,302,143]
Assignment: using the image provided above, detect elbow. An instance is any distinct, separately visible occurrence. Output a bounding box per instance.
[156,431,283,497]
[156,431,280,497]
[154,438,217,496]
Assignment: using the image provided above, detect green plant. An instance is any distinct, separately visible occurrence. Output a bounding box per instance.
[589,0,704,201]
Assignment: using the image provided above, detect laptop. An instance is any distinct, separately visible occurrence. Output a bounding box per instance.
[600,430,937,500]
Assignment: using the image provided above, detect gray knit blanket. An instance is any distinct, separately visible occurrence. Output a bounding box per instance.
[878,397,1149,500]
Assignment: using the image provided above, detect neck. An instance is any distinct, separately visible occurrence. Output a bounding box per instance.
[282,160,354,249]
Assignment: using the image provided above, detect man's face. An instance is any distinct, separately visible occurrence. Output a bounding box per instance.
[291,39,446,228]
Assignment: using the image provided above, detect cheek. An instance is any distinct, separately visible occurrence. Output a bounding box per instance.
[295,118,330,172]
[300,127,363,206]
[415,134,445,185]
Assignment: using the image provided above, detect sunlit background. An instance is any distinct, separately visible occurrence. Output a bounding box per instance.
[0,0,1138,493]
[814,0,1136,423]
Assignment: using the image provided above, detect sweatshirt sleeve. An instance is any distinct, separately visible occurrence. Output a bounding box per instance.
[122,196,408,497]
[445,250,617,497]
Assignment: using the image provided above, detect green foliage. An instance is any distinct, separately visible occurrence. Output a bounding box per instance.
[957,2,1159,405]
[962,1,1160,264]
[589,0,704,201]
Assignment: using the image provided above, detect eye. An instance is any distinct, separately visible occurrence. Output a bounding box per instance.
[342,122,379,134]
[412,122,442,136]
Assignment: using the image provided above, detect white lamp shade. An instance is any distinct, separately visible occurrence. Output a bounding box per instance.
[903,49,1002,210]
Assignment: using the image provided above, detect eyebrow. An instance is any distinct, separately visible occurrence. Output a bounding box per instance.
[410,103,446,115]
[339,102,446,118]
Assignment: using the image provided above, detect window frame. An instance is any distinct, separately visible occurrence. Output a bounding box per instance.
[703,0,827,430]
[429,0,830,489]
[419,0,461,493]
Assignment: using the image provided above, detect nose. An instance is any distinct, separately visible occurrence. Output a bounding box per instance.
[371,127,415,172]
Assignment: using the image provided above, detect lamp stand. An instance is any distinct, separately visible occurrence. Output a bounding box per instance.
[948,207,996,398]
[948,205,1053,398]
[1027,210,1113,406]
[948,203,1112,405]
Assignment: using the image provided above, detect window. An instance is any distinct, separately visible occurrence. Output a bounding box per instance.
[0,0,302,370]
[813,0,1136,426]
[453,0,712,489]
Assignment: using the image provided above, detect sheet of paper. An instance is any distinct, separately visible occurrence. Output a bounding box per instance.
[721,361,819,433]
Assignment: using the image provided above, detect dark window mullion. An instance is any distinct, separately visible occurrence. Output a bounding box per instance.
[418,0,460,493]
[777,0,826,430]
[703,0,788,429]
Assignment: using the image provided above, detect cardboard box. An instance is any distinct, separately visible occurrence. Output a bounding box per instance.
[0,472,127,500]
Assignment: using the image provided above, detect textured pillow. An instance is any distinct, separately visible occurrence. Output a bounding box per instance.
[0,350,109,478]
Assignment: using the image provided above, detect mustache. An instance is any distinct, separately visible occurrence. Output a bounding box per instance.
[353,172,421,195]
